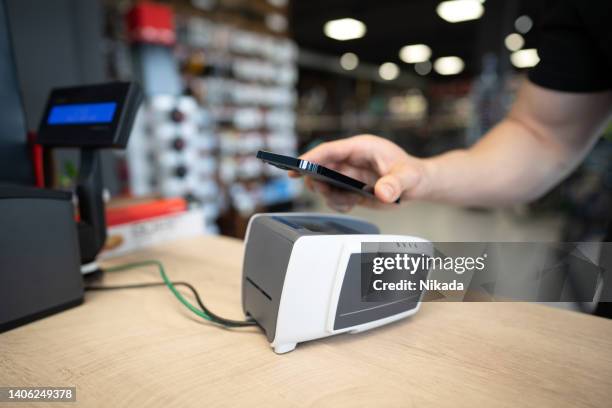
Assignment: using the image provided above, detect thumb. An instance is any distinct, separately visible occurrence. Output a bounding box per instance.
[374,163,422,203]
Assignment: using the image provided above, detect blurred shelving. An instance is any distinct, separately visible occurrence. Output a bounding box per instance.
[102,0,301,237]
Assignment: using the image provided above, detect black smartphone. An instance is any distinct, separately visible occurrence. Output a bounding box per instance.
[257,150,400,203]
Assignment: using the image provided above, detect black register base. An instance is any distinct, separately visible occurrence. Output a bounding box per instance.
[0,184,84,332]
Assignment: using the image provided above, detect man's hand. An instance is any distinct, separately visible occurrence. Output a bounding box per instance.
[290,135,432,212]
[293,80,612,212]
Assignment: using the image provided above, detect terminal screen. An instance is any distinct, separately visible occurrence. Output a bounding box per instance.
[47,102,117,125]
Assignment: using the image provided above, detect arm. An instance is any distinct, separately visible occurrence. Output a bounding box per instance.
[299,80,612,210]
[422,80,612,206]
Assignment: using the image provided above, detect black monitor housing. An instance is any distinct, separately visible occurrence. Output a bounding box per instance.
[37,81,143,264]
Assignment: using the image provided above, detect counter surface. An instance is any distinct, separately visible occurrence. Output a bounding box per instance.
[1,236,611,407]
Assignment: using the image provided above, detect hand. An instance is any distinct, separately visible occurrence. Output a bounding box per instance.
[290,135,432,212]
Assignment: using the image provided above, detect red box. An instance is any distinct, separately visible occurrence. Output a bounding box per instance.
[126,2,175,46]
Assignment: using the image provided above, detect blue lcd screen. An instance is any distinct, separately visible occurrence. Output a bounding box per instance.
[47,102,117,125]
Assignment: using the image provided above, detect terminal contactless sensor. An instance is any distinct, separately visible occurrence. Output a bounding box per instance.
[241,213,431,353]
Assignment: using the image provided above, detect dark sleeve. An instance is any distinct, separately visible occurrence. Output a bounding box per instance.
[528,0,612,93]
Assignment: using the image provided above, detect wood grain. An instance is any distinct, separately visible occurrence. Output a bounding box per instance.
[1,236,611,407]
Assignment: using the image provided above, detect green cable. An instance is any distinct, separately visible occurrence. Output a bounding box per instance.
[103,260,214,322]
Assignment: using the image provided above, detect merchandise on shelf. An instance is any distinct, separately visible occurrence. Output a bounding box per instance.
[179,15,301,215]
[105,1,301,235]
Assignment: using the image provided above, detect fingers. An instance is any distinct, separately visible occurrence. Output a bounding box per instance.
[299,135,377,166]
[289,140,356,179]
[374,163,423,203]
[303,177,363,212]
[300,139,353,164]
[305,178,331,194]
[294,134,424,208]
[324,190,364,213]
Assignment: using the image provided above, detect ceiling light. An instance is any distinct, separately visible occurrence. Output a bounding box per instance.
[414,61,432,75]
[324,18,366,41]
[515,15,533,34]
[433,56,464,75]
[504,33,524,51]
[340,52,359,70]
[379,62,399,80]
[267,0,288,6]
[436,0,484,23]
[510,48,539,68]
[399,44,432,64]
[265,13,288,32]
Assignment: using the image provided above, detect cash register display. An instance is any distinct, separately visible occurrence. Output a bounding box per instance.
[37,82,142,148]
[47,102,117,125]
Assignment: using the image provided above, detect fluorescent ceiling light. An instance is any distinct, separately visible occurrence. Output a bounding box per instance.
[434,56,464,75]
[515,15,533,34]
[324,18,366,41]
[436,0,484,23]
[340,52,359,70]
[265,13,287,32]
[399,44,432,64]
[504,33,524,51]
[379,62,399,80]
[414,61,432,76]
[510,48,539,68]
[267,0,288,6]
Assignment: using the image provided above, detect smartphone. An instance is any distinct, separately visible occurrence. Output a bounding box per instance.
[256,150,400,203]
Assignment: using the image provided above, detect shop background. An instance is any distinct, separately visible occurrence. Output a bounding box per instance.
[5,0,611,243]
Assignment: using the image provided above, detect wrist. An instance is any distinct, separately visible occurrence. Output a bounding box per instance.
[394,157,436,201]
[413,158,437,200]
[417,149,471,203]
